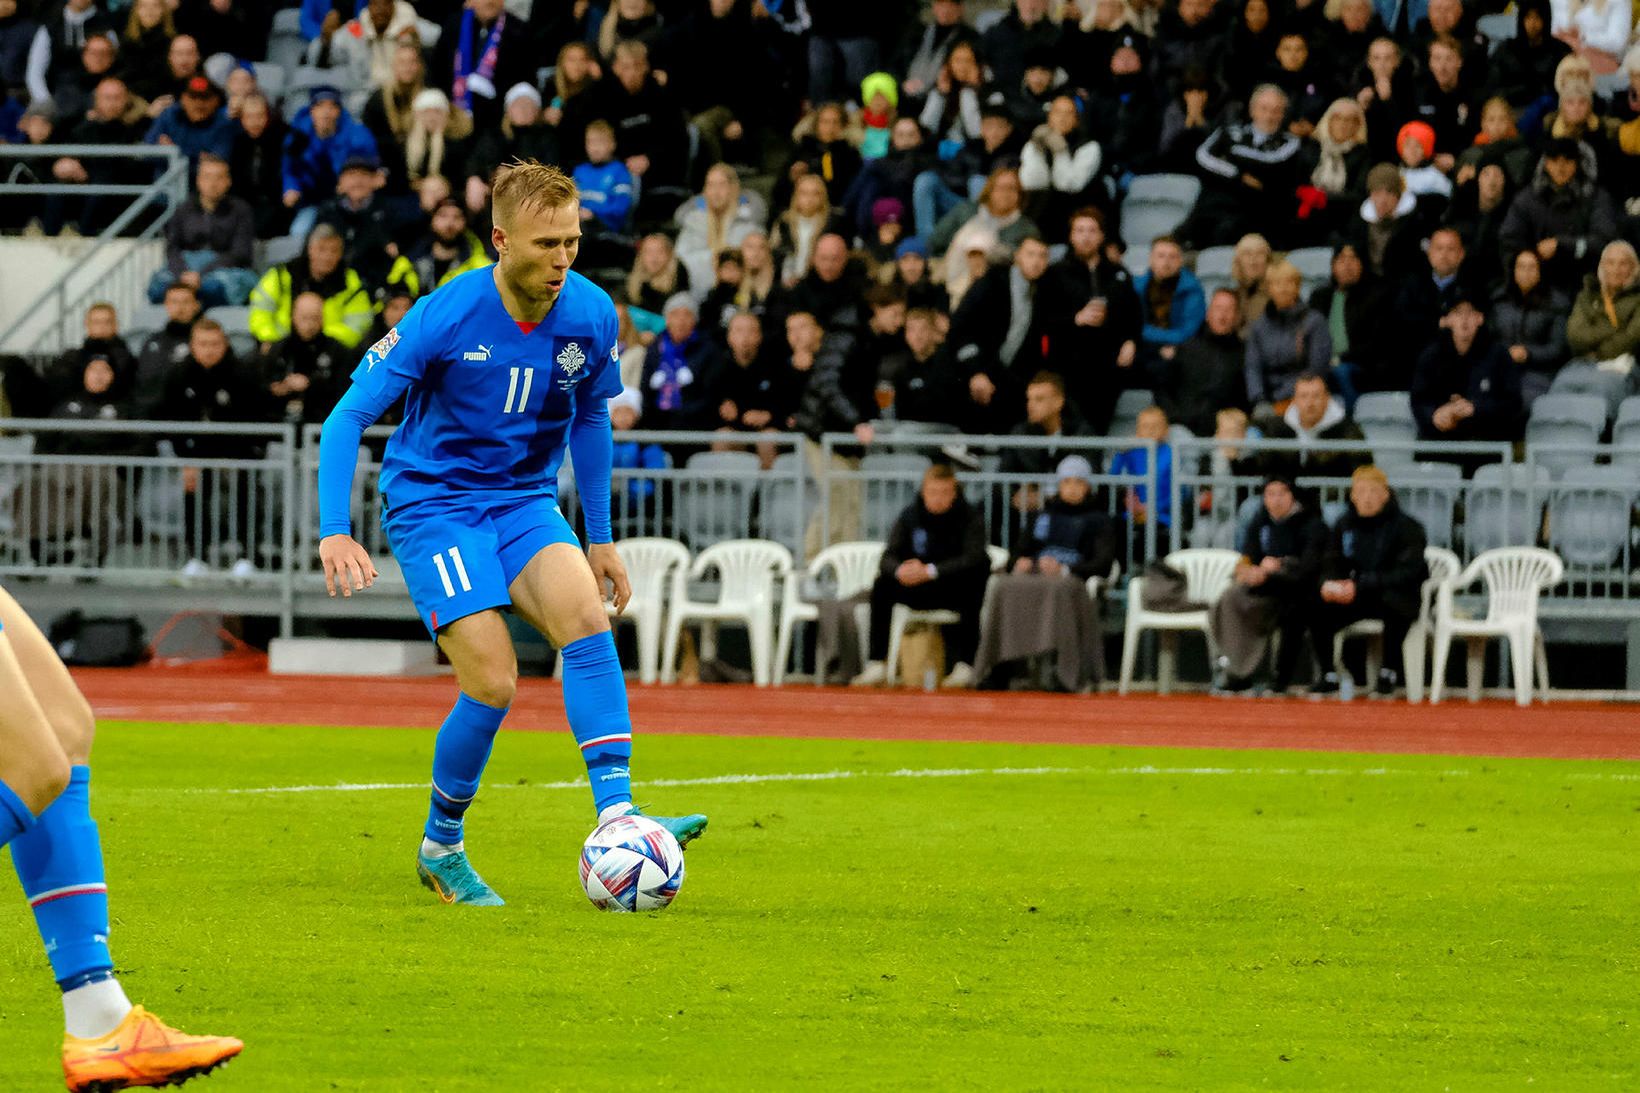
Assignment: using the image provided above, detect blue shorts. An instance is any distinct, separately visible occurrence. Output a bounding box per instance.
[383,494,581,635]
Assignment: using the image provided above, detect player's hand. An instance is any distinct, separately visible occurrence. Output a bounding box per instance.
[320,534,377,597]
[588,542,631,615]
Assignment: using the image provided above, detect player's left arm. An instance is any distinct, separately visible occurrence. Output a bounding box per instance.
[569,309,630,613]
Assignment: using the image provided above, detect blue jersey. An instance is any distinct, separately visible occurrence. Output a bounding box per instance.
[347,266,623,514]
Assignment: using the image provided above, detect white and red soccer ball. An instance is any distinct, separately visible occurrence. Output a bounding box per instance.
[579,814,685,912]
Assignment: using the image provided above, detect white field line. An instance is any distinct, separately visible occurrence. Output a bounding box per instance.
[179,764,1504,797]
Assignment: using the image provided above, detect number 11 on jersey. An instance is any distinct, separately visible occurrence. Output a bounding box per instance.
[502,367,535,414]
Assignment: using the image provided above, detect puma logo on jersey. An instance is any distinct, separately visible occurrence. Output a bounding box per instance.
[463,344,494,361]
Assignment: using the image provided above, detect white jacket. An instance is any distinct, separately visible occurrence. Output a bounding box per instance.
[1551,0,1631,56]
[1019,128,1103,194]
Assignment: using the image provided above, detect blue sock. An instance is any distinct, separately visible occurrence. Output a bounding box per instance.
[0,777,37,852]
[425,693,509,845]
[10,766,113,987]
[560,631,633,815]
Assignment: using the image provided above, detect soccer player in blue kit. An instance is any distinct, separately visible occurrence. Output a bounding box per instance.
[0,586,243,1089]
[316,160,706,906]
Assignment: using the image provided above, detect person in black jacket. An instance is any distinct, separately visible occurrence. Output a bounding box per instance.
[259,291,349,426]
[1484,0,1569,109]
[1497,138,1618,298]
[853,463,991,689]
[1303,465,1430,696]
[947,234,1052,434]
[794,316,877,556]
[228,92,289,238]
[708,311,784,468]
[559,40,690,193]
[1010,455,1116,580]
[154,318,270,573]
[1410,292,1524,456]
[1210,471,1329,691]
[878,306,956,426]
[1155,287,1246,435]
[1040,207,1141,432]
[431,0,534,132]
[50,302,137,407]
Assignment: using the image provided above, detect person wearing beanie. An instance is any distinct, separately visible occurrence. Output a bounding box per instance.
[1489,0,1571,109]
[1352,162,1426,282]
[889,235,946,312]
[1009,453,1116,581]
[1498,134,1617,294]
[860,71,899,160]
[1301,465,1430,697]
[1396,119,1454,201]
[1210,471,1328,693]
[639,291,719,438]
[279,80,379,240]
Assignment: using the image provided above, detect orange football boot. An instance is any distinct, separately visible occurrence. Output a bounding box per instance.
[62,1005,242,1091]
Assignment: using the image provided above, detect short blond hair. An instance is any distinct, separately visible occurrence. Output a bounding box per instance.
[491,158,578,228]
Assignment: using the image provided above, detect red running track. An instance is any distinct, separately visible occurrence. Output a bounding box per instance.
[72,668,1640,761]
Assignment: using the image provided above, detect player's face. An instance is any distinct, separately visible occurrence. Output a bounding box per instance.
[497,201,582,302]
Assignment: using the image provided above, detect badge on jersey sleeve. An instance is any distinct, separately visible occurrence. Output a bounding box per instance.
[553,336,594,391]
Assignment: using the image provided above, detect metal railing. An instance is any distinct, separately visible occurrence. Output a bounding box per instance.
[0,145,189,354]
[0,420,1636,636]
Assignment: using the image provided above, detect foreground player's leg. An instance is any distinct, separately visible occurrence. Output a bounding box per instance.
[510,545,707,847]
[416,610,515,906]
[0,588,241,1089]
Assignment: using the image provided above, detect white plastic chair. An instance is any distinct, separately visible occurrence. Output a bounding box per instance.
[660,539,792,687]
[610,538,690,685]
[1118,548,1241,694]
[883,544,1009,685]
[774,540,883,686]
[1429,547,1564,706]
[1334,545,1460,701]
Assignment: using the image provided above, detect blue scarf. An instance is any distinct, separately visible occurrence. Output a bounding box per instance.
[452,9,504,114]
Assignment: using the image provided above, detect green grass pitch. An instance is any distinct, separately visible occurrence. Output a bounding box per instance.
[1,721,1635,1090]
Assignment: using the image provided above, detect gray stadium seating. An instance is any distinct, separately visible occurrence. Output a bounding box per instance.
[1119,174,1201,252]
[1526,393,1607,476]
[1193,245,1235,295]
[859,451,929,541]
[1390,461,1462,549]
[1352,391,1418,465]
[1549,466,1638,568]
[1465,461,1552,554]
[676,451,760,550]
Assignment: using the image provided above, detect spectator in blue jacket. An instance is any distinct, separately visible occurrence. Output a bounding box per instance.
[144,76,236,176]
[573,119,635,233]
[281,84,380,241]
[1131,235,1206,373]
[1107,404,1176,560]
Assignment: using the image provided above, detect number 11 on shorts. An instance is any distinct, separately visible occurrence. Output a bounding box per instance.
[432,547,472,598]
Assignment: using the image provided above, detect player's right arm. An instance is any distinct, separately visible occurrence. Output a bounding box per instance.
[316,297,433,597]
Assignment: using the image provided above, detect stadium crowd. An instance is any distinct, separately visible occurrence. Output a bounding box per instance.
[0,0,1634,691]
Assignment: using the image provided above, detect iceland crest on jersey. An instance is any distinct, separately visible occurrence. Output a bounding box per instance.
[557,340,587,390]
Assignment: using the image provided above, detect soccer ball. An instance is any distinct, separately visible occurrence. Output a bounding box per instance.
[580,815,685,912]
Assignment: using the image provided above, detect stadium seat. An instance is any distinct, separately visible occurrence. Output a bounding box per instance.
[755,450,810,557]
[1548,360,1628,419]
[267,32,306,74]
[1390,461,1462,549]
[1332,544,1459,700]
[1109,388,1155,440]
[661,538,793,687]
[1193,245,1235,295]
[1118,547,1241,694]
[1353,391,1417,464]
[1547,466,1638,569]
[1526,393,1607,476]
[261,234,304,268]
[1464,461,1552,554]
[1595,71,1629,101]
[1401,546,1462,703]
[1429,547,1564,706]
[206,305,253,333]
[676,451,760,551]
[1613,397,1640,468]
[254,62,287,103]
[774,540,883,686]
[1476,12,1515,43]
[609,537,691,684]
[271,7,303,35]
[1284,246,1332,295]
[1119,174,1201,252]
[859,451,929,542]
[1121,247,1150,279]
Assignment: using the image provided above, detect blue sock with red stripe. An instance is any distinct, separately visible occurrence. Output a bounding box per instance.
[424,693,509,846]
[10,766,113,987]
[0,777,37,851]
[560,631,633,815]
